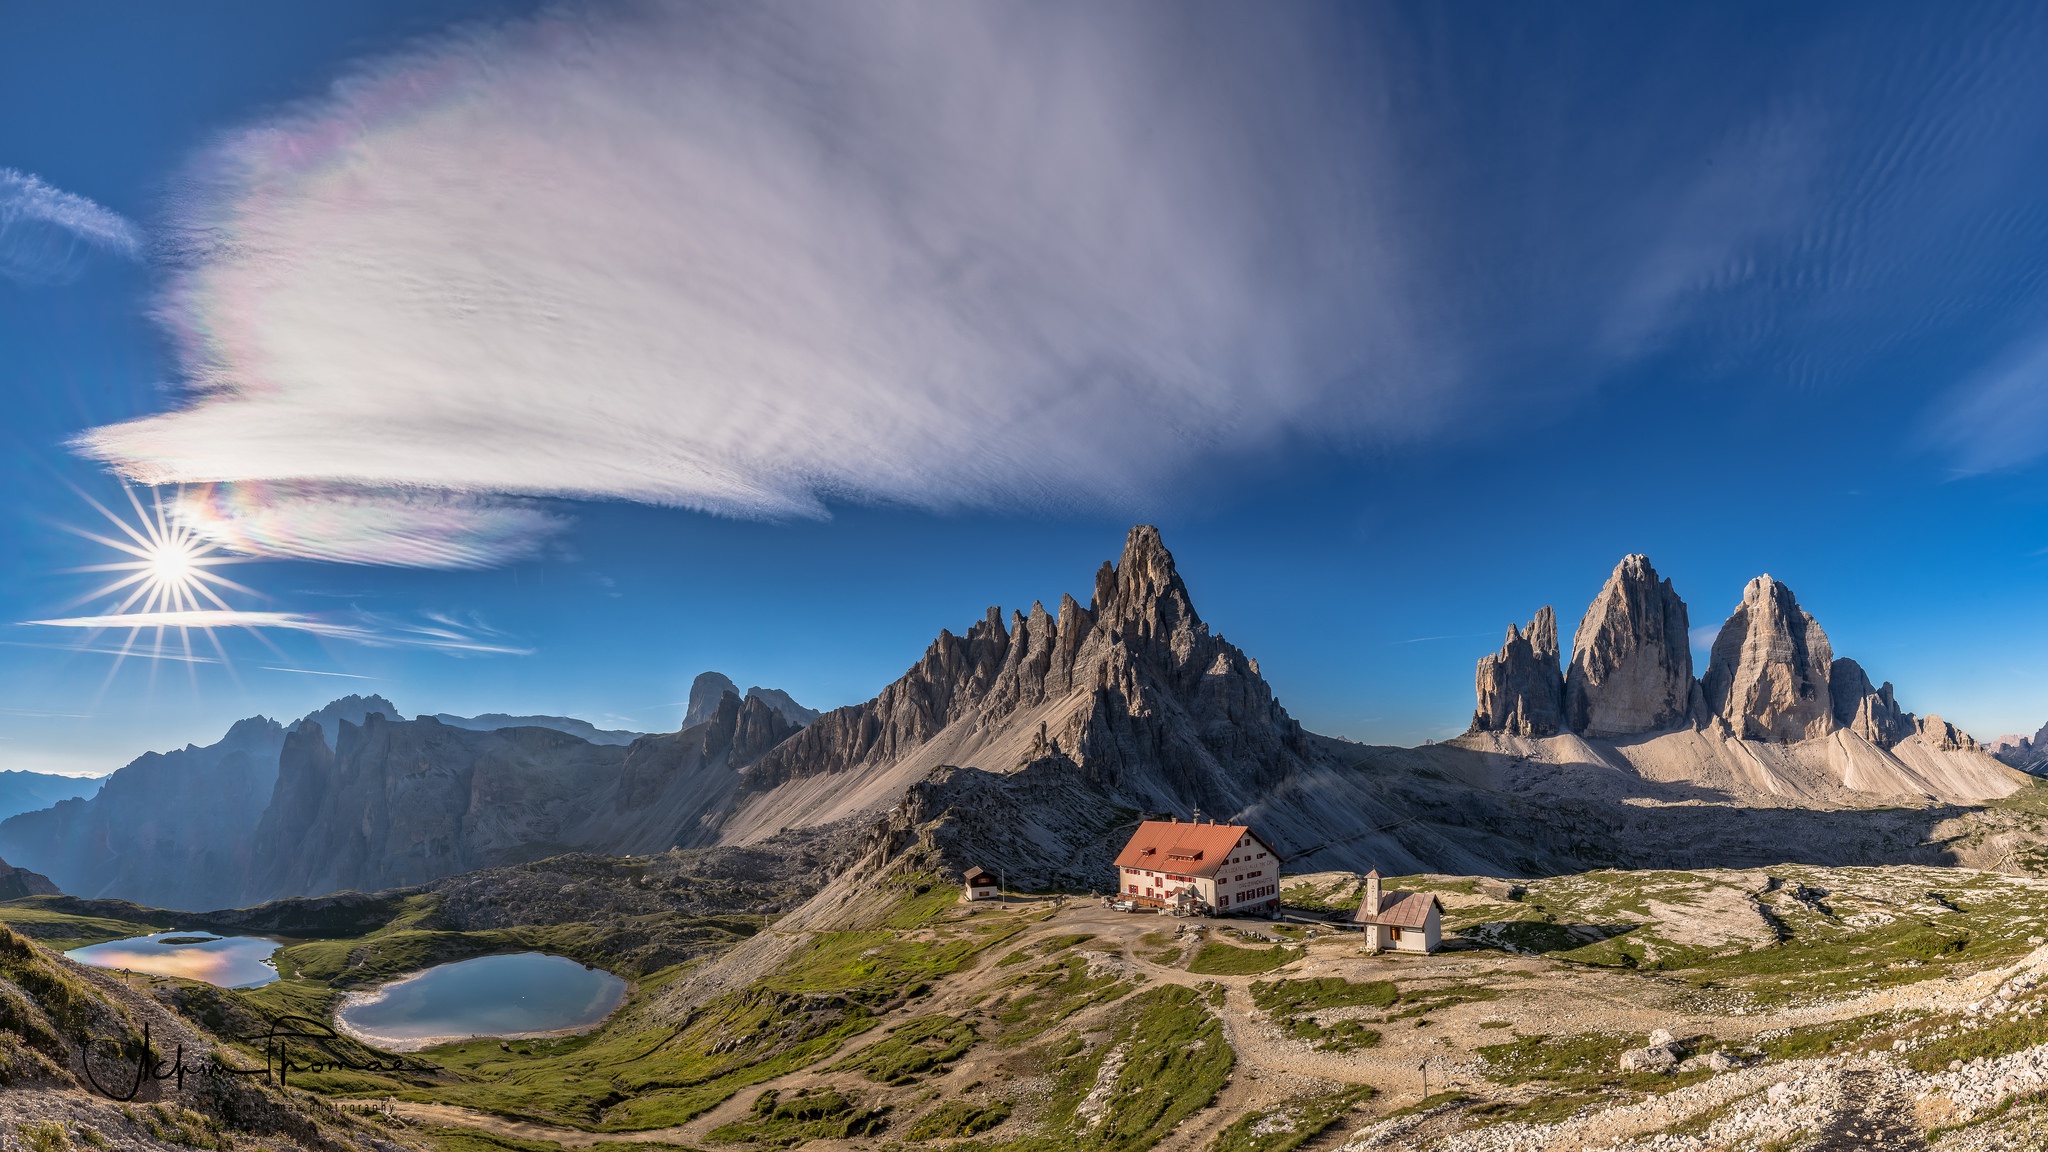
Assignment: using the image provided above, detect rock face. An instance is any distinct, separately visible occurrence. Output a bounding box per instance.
[244,690,801,904]
[1564,555,1698,737]
[1915,714,1977,753]
[0,855,58,900]
[0,715,289,909]
[1703,576,1836,742]
[0,696,401,909]
[684,672,742,727]
[1471,607,1565,736]
[1829,658,1914,747]
[684,671,818,729]
[743,526,1309,820]
[745,686,821,727]
[1988,721,2048,773]
[430,712,646,745]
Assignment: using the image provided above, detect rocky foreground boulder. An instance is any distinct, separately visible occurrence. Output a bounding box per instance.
[1563,554,1699,737]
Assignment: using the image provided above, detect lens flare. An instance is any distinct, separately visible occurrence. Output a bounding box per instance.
[55,483,262,679]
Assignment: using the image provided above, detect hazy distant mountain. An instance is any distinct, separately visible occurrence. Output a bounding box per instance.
[429,712,646,746]
[685,671,819,729]
[242,691,795,902]
[744,686,820,727]
[1987,721,2048,774]
[0,769,99,823]
[0,694,400,908]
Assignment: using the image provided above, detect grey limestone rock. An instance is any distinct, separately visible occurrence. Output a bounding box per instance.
[1828,657,1914,747]
[1989,719,2048,772]
[684,672,742,727]
[0,854,58,899]
[1703,576,1836,742]
[744,525,1308,818]
[1915,713,1977,752]
[1564,554,1696,737]
[1471,606,1565,736]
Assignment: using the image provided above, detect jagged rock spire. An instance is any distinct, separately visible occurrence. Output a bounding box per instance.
[1703,575,1835,742]
[1471,606,1565,736]
[745,524,1305,815]
[1828,657,1913,747]
[1565,554,1697,737]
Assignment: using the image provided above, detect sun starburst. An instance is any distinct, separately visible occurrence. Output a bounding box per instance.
[55,483,264,680]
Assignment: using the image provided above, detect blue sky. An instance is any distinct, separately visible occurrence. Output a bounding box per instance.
[8,0,2048,776]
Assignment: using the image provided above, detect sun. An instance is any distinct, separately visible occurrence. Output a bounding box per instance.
[55,483,262,672]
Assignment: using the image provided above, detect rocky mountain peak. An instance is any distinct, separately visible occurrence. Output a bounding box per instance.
[1829,657,1914,747]
[1471,606,1565,737]
[743,525,1304,818]
[1094,525,1203,642]
[684,672,741,727]
[1916,714,1978,753]
[1565,553,1698,737]
[1703,575,1836,742]
[297,694,403,748]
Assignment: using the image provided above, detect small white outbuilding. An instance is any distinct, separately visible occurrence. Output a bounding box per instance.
[962,866,1000,901]
[1351,870,1442,953]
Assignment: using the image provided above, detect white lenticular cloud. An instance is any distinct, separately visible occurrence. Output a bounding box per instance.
[74,2,1433,562]
[171,483,567,570]
[0,168,141,283]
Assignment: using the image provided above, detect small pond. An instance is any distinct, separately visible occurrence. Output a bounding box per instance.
[65,933,281,989]
[334,952,627,1051]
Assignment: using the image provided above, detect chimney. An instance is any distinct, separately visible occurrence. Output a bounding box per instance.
[1364,869,1382,915]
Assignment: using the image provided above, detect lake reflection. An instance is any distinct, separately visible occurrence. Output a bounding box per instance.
[335,952,626,1051]
[66,933,280,989]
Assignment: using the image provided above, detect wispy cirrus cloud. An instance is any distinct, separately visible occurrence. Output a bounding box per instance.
[73,3,2048,565]
[79,2,1429,558]
[25,608,531,656]
[0,168,140,284]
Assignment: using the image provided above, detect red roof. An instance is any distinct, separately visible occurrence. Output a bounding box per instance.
[1113,820,1273,879]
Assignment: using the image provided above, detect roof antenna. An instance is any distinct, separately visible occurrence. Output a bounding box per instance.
[1191,808,1203,824]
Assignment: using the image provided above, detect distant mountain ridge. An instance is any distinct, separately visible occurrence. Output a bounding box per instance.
[0,696,400,908]
[0,769,100,823]
[0,528,2030,912]
[429,712,647,745]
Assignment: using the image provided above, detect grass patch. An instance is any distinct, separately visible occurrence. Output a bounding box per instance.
[1187,942,1300,976]
[1206,1085,1374,1152]
[0,901,164,950]
[908,1099,1013,1139]
[1476,1032,1707,1094]
[418,1128,694,1152]
[986,954,1134,1045]
[1248,978,1394,1053]
[1249,978,1396,1014]
[1383,1091,1468,1119]
[1036,984,1233,1152]
[833,1014,975,1084]
[996,933,1093,968]
[709,1088,890,1146]
[1904,1010,2048,1072]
